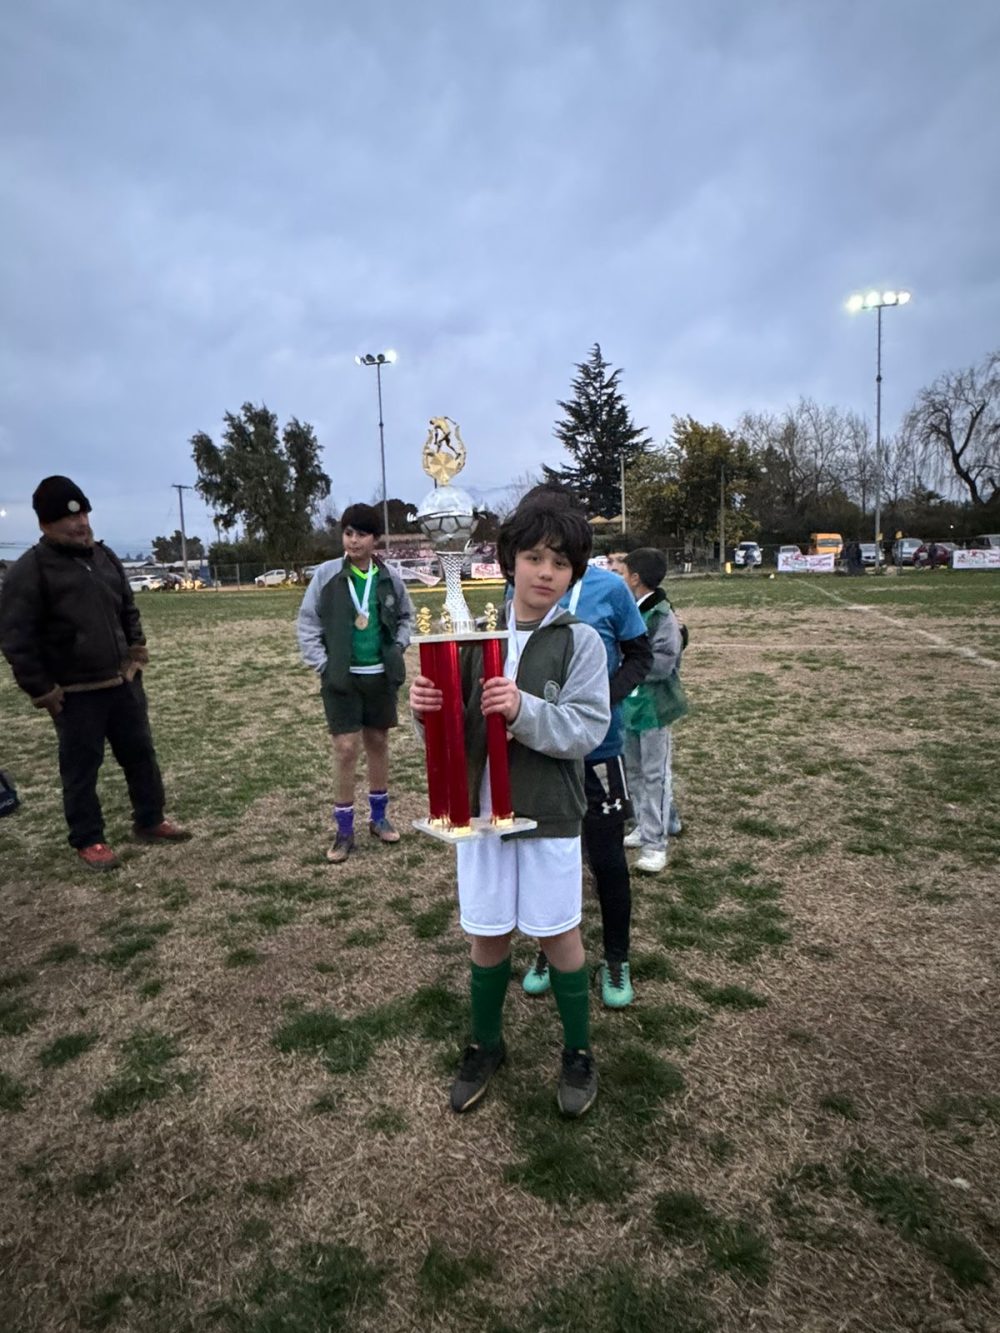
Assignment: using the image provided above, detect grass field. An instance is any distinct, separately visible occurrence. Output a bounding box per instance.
[1,570,998,1332]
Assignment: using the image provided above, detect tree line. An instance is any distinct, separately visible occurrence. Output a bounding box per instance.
[174,346,1000,564]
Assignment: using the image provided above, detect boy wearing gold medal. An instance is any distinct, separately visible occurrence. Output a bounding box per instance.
[297,504,414,863]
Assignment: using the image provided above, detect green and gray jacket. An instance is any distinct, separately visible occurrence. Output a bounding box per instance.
[457,607,610,839]
[297,557,414,690]
[622,588,688,732]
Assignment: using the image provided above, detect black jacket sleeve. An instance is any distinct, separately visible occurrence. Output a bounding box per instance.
[103,545,145,647]
[609,632,653,705]
[0,554,56,699]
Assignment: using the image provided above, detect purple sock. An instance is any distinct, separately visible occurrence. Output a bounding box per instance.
[369,790,389,824]
[334,804,354,838]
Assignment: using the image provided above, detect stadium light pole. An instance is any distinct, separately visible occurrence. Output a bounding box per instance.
[354,349,397,553]
[846,289,911,570]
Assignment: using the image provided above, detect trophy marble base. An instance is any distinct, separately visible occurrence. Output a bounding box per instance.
[412,815,538,844]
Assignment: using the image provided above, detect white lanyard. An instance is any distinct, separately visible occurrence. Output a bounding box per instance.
[567,579,583,614]
[504,602,562,679]
[348,563,374,628]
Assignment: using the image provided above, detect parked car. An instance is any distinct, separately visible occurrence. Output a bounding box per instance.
[809,532,843,558]
[777,544,801,564]
[254,568,299,587]
[858,542,879,566]
[734,541,762,568]
[891,538,924,566]
[968,534,1000,550]
[912,541,956,569]
[128,574,164,592]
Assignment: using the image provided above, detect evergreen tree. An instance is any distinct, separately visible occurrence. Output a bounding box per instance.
[547,344,651,516]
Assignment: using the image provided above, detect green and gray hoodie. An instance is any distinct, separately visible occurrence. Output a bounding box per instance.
[434,606,610,839]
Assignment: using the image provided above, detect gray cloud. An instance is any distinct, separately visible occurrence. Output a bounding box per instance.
[2,0,998,551]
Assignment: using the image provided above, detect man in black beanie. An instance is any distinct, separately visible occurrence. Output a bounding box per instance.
[0,477,190,870]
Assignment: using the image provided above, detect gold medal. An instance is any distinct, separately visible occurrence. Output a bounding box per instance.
[354,612,369,629]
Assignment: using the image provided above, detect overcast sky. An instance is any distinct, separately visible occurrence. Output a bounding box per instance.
[2,0,998,554]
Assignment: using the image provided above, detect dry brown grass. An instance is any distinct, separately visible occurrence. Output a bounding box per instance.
[1,578,998,1331]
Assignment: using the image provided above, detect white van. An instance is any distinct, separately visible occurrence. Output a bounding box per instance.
[969,534,1000,550]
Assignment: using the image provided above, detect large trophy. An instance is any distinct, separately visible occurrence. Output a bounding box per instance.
[412,418,535,842]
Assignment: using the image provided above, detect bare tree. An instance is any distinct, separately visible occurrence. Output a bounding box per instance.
[494,468,544,519]
[904,351,1000,505]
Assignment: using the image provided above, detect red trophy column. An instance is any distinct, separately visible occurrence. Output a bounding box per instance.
[418,642,449,824]
[437,640,471,832]
[481,637,513,824]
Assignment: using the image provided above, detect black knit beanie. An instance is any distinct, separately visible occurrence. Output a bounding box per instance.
[32,476,92,524]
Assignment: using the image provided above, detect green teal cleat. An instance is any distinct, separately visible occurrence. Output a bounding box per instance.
[599,959,634,1008]
[522,951,551,995]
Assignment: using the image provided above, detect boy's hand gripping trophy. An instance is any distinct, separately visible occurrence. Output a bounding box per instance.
[412,418,535,842]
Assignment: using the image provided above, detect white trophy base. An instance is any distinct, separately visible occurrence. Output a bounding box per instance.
[412,814,538,843]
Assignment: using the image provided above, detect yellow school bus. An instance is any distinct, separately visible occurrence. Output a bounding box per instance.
[809,532,843,557]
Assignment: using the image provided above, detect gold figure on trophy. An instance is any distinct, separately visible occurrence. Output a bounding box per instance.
[422,417,467,485]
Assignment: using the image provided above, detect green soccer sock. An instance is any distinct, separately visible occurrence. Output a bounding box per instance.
[470,956,512,1050]
[549,963,591,1051]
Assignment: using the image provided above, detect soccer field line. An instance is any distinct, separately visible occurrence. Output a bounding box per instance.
[810,585,1000,670]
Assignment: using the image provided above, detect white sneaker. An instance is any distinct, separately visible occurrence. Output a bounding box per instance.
[623,828,642,848]
[634,848,667,874]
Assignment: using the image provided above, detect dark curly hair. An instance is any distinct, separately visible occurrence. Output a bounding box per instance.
[497,493,593,585]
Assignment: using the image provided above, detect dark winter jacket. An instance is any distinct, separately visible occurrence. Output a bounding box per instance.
[0,539,145,700]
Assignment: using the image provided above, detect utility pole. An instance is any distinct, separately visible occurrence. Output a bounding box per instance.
[172,484,194,578]
[719,462,726,572]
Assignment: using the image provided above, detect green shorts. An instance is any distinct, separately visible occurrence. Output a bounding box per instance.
[322,672,399,735]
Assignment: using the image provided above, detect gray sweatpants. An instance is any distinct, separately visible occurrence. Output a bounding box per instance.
[624,725,673,852]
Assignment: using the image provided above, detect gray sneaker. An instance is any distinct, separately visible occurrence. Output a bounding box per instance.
[326,832,355,864]
[369,817,400,844]
[557,1047,598,1118]
[450,1041,506,1112]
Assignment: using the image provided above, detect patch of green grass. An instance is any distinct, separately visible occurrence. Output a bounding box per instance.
[504,1117,636,1204]
[732,815,788,840]
[918,1093,1000,1130]
[626,1002,705,1049]
[602,1044,685,1123]
[0,969,34,991]
[90,1029,192,1120]
[819,1091,859,1120]
[97,917,171,969]
[0,989,45,1036]
[222,1241,385,1331]
[628,950,680,982]
[249,903,297,930]
[310,1091,340,1115]
[706,1220,772,1283]
[411,898,454,939]
[314,960,337,974]
[516,1265,710,1333]
[844,1149,988,1287]
[689,981,767,1010]
[244,1174,300,1204]
[417,1240,496,1310]
[238,1217,273,1245]
[138,979,163,999]
[652,1190,716,1241]
[79,1272,181,1330]
[274,1007,375,1075]
[38,1031,99,1068]
[225,947,262,967]
[37,942,82,964]
[343,926,386,948]
[71,1155,134,1200]
[0,1070,28,1112]
[653,1190,771,1284]
[705,1132,736,1164]
[367,1107,408,1136]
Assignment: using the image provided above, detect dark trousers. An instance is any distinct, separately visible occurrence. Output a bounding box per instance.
[583,757,633,965]
[54,680,165,847]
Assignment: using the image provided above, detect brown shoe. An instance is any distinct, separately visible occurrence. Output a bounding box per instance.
[369,818,400,844]
[77,843,120,871]
[134,819,192,843]
[326,832,355,864]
